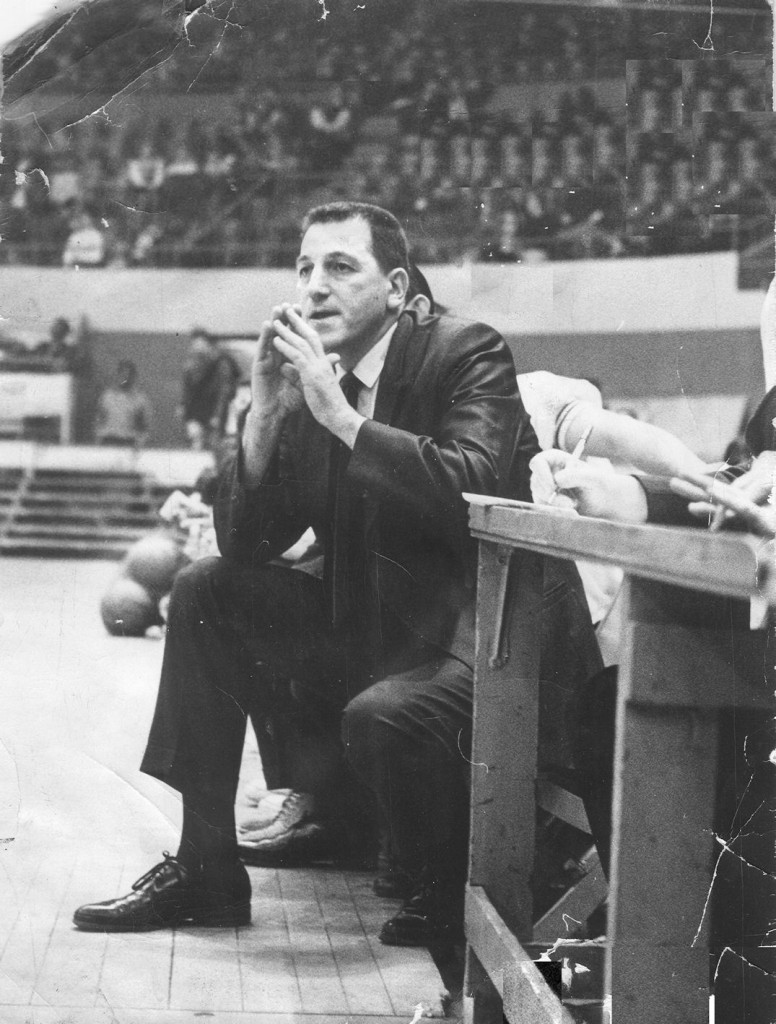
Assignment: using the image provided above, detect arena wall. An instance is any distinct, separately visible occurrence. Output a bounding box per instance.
[1,252,768,454]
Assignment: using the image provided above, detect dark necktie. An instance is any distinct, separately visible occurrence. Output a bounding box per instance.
[324,372,361,629]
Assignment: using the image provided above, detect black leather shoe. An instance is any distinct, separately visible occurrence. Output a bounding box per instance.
[73,853,251,932]
[379,887,464,948]
[373,866,414,900]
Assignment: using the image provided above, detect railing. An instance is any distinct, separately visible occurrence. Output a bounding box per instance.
[464,500,774,1023]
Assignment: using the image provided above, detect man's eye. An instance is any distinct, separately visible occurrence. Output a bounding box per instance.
[334,262,352,273]
[298,265,311,278]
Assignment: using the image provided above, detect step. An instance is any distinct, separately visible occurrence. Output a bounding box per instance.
[7,523,144,541]
[15,511,159,528]
[23,491,160,509]
[0,536,129,559]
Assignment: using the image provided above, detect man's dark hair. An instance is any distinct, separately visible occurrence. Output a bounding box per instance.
[301,202,410,276]
[407,264,435,314]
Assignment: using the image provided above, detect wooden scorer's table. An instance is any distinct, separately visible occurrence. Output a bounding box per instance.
[464,500,775,1024]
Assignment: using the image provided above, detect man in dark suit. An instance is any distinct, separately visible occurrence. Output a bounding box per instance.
[72,201,537,944]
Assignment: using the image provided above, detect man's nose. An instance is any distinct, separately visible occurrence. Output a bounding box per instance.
[301,264,330,299]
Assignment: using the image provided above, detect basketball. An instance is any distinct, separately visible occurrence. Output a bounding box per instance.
[100,575,161,637]
[123,531,187,597]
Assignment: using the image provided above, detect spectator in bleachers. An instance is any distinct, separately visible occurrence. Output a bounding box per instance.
[161,138,203,215]
[649,156,707,255]
[719,134,772,215]
[446,78,472,134]
[531,135,555,187]
[62,211,106,268]
[470,134,493,187]
[124,142,165,210]
[412,79,449,137]
[203,129,239,203]
[46,134,82,210]
[496,127,530,188]
[479,206,522,262]
[79,142,113,212]
[307,85,355,171]
[627,160,664,239]
[95,359,152,448]
[2,4,772,270]
[559,132,591,187]
[695,137,732,217]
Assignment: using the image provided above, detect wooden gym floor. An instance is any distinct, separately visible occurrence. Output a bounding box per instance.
[0,558,447,1024]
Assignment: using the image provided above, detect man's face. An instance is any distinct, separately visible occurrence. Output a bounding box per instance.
[296,216,403,362]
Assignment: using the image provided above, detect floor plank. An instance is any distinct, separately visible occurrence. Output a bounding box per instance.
[239,869,304,1014]
[96,861,173,1012]
[311,869,395,1015]
[278,869,349,1014]
[0,558,444,1021]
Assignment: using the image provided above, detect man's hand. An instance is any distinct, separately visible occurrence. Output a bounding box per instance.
[271,304,365,448]
[249,305,307,422]
[530,450,648,523]
[672,457,776,536]
[241,305,309,486]
[720,451,776,506]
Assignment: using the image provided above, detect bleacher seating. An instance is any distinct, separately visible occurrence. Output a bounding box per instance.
[1,0,772,269]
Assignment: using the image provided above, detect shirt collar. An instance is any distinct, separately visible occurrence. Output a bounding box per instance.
[337,321,397,390]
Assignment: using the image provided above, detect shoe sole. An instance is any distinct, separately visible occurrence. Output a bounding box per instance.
[73,903,251,932]
[238,845,334,867]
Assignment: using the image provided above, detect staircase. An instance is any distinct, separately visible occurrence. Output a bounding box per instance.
[0,467,171,558]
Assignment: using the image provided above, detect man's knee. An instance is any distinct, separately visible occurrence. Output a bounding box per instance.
[342,682,401,762]
[167,556,227,624]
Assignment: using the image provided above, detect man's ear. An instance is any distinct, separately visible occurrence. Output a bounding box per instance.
[387,267,409,311]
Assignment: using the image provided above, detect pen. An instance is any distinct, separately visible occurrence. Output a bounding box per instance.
[569,423,594,461]
[548,423,594,505]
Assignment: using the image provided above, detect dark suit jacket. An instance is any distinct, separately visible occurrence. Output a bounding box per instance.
[214,309,534,666]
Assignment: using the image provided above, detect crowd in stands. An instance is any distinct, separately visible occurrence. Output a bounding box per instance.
[1,0,772,268]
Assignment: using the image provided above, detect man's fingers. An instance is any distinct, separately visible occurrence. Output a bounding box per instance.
[283,305,325,354]
[553,464,595,491]
[674,468,718,492]
[669,477,712,502]
[257,319,276,352]
[272,317,318,360]
[687,501,718,518]
[529,449,574,475]
[272,335,302,366]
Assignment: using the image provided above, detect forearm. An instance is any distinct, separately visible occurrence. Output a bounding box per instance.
[240,407,285,489]
[558,403,706,478]
[349,399,518,544]
[213,444,307,562]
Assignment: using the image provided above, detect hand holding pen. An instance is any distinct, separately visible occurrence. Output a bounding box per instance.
[547,424,594,506]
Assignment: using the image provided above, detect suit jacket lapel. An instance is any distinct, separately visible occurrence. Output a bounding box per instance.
[372,311,423,426]
[364,312,427,538]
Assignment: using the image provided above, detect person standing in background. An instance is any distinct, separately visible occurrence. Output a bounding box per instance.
[95,359,152,448]
[179,328,239,451]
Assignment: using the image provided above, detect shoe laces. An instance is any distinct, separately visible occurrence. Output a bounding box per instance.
[277,791,315,822]
[131,851,186,891]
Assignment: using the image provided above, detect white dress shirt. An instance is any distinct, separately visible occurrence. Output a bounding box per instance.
[336,321,397,419]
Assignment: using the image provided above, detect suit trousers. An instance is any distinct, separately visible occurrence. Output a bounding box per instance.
[140,556,474,886]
